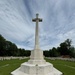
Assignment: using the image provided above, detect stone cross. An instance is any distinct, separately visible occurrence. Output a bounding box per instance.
[32,14,42,50]
[11,14,63,75]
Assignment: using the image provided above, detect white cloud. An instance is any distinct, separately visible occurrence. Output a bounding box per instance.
[0,0,75,50]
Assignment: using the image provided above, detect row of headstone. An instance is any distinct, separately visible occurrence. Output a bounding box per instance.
[0,57,28,60]
[47,57,75,62]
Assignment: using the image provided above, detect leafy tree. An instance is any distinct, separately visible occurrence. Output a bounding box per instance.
[44,39,75,58]
[43,50,50,57]
[0,34,31,56]
[69,47,75,58]
[50,47,60,57]
[0,35,6,56]
[59,39,72,55]
[44,47,60,57]
[0,34,75,58]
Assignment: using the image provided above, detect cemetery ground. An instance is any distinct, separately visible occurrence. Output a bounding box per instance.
[0,58,75,75]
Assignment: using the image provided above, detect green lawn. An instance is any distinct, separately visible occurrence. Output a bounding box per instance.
[0,58,29,75]
[46,58,75,75]
[0,58,75,75]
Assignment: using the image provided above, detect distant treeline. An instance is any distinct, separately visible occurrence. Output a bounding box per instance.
[44,39,75,58]
[0,34,30,56]
[0,34,75,58]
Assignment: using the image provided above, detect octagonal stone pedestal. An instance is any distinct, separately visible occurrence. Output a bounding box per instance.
[11,62,62,75]
[11,49,63,75]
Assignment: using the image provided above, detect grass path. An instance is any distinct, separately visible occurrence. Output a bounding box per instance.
[0,58,75,75]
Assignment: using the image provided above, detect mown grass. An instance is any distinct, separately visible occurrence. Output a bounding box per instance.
[45,58,75,75]
[0,58,75,75]
[0,58,29,75]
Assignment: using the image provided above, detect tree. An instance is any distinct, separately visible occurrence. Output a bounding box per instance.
[0,34,31,56]
[43,50,50,57]
[44,39,75,58]
[49,47,60,57]
[69,46,75,58]
[0,35,6,56]
[44,47,60,57]
[58,39,72,55]
[65,39,72,50]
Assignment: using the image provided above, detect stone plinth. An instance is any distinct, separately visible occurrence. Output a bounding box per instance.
[11,49,62,75]
[11,62,62,75]
[28,49,46,65]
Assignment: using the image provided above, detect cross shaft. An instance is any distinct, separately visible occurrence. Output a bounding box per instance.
[32,14,42,49]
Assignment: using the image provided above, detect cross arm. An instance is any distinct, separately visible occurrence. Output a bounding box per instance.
[32,18,42,22]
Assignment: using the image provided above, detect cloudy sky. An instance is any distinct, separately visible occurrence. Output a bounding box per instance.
[0,0,75,50]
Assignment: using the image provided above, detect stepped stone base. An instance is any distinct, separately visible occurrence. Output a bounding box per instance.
[11,62,62,75]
